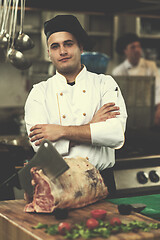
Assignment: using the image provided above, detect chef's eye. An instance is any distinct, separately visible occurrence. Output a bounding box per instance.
[51,44,59,50]
[64,42,73,47]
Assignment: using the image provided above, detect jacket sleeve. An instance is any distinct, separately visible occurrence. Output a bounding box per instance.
[90,75,127,149]
[24,84,70,155]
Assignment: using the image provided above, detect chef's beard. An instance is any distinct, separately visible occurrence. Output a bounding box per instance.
[56,62,82,76]
[57,66,75,75]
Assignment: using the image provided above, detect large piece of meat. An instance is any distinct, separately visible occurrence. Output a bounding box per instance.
[24,157,108,213]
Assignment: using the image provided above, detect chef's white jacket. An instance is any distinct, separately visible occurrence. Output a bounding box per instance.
[25,66,127,171]
[112,58,160,105]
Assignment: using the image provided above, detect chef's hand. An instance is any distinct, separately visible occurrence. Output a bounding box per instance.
[90,102,120,123]
[29,124,64,146]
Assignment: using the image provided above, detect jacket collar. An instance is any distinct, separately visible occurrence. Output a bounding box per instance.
[55,65,87,84]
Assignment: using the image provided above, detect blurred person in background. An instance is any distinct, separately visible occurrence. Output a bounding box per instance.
[112,33,160,127]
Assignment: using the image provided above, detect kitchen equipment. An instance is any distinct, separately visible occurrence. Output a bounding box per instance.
[111,76,160,198]
[130,203,147,213]
[0,199,160,240]
[118,203,146,215]
[0,135,34,200]
[109,194,160,220]
[0,135,31,150]
[114,128,160,197]
[0,150,16,200]
[81,52,110,74]
[7,0,32,70]
[1,139,69,197]
[7,42,32,69]
[0,0,3,25]
[15,0,34,51]
[0,0,11,48]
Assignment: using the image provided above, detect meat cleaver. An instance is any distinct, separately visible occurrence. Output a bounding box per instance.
[1,140,69,197]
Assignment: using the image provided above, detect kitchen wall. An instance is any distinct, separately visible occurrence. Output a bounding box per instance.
[0,61,28,134]
[0,63,28,107]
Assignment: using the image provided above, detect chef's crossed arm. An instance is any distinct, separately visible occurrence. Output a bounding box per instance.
[28,101,123,148]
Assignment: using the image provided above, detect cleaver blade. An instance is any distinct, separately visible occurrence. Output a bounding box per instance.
[18,139,69,197]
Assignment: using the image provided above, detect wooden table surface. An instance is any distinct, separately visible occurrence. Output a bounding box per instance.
[0,199,160,240]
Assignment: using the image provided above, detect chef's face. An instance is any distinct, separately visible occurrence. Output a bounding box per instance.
[47,32,83,75]
[124,41,142,66]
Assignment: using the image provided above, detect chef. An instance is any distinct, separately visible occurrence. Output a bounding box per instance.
[24,15,127,196]
[112,32,160,126]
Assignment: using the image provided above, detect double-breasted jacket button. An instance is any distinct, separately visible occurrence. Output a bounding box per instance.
[86,157,89,160]
[83,90,86,93]
[62,115,66,119]
[83,113,86,116]
[60,92,63,96]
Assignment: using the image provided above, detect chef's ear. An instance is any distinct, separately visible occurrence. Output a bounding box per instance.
[47,49,51,61]
[79,44,84,53]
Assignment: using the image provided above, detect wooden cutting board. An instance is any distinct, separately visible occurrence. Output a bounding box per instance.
[0,199,160,240]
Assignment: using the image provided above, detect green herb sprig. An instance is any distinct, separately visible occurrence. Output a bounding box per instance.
[32,220,160,239]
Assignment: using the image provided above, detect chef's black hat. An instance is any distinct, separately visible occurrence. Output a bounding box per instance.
[44,15,91,50]
[116,33,141,55]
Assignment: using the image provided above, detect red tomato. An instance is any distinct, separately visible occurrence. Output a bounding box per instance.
[58,222,71,235]
[110,217,122,226]
[86,218,99,229]
[91,209,107,220]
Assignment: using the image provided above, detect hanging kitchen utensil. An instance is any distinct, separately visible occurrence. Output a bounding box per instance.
[15,0,34,51]
[0,0,11,49]
[7,0,32,70]
[0,0,8,47]
[0,0,3,27]
[7,0,15,49]
[7,44,32,70]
